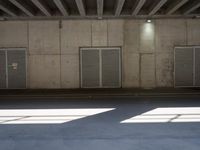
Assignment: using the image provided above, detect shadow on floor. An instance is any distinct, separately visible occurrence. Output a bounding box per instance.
[0,96,200,150]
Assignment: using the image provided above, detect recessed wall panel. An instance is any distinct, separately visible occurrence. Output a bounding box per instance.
[175,48,193,87]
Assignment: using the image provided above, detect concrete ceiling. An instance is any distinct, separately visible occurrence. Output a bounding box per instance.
[0,0,200,20]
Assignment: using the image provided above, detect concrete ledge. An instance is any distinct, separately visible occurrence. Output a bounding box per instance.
[0,88,200,98]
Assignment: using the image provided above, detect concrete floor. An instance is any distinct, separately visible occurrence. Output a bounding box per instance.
[0,96,200,150]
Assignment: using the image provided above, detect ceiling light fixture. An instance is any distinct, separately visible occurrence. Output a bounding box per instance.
[147,19,152,23]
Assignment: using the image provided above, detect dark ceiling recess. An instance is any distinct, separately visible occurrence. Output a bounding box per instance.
[0,0,199,20]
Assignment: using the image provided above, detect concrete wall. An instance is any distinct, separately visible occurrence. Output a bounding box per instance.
[0,19,200,88]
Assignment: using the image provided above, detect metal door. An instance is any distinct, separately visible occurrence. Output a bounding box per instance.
[174,47,194,87]
[0,50,6,88]
[80,48,121,88]
[7,50,26,88]
[102,49,121,87]
[81,49,100,88]
[195,47,200,86]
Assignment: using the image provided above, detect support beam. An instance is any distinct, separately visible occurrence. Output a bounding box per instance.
[3,14,199,20]
[0,3,16,17]
[166,0,188,15]
[132,0,146,16]
[31,0,51,16]
[115,0,125,16]
[97,0,104,18]
[75,0,86,16]
[149,0,167,16]
[184,1,200,15]
[53,0,68,16]
[9,0,34,17]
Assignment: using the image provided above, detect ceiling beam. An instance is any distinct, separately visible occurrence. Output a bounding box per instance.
[9,0,34,17]
[115,0,125,16]
[132,0,146,16]
[4,14,199,21]
[75,0,86,16]
[53,0,68,16]
[0,3,17,17]
[184,1,200,15]
[31,0,51,16]
[149,0,167,16]
[166,0,188,15]
[97,0,104,18]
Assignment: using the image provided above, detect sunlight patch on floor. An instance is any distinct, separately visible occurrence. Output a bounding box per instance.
[0,108,115,124]
[121,107,200,123]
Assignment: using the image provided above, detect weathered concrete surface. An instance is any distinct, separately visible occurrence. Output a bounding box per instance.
[61,20,92,55]
[123,20,140,87]
[187,19,200,45]
[141,54,156,88]
[0,19,200,89]
[156,53,174,87]
[155,19,187,53]
[122,53,140,87]
[124,20,140,54]
[29,55,61,88]
[29,21,60,55]
[0,21,28,47]
[92,20,108,46]
[108,20,124,46]
[0,96,200,150]
[61,54,79,88]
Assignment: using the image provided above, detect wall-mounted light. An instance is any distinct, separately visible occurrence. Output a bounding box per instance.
[146,19,152,23]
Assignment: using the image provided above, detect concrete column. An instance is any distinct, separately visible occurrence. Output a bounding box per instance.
[123,20,140,87]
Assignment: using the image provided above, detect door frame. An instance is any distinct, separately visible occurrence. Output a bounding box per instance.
[80,47,122,88]
[0,48,27,89]
[174,46,200,88]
